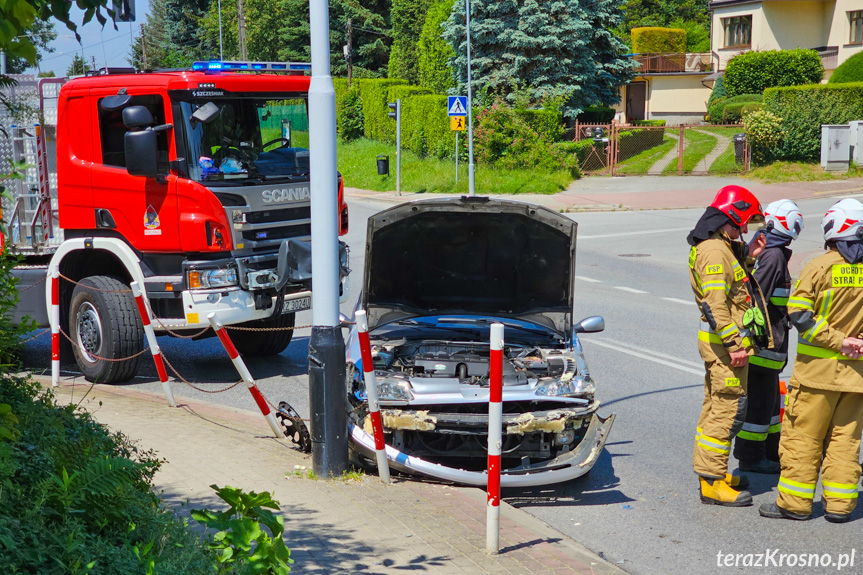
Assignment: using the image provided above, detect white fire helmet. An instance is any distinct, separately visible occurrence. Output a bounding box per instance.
[763,199,804,240]
[822,198,863,242]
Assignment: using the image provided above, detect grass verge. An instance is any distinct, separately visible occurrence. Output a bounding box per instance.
[745,161,863,183]
[337,138,573,195]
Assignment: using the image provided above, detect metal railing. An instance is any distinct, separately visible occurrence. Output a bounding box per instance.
[632,52,713,74]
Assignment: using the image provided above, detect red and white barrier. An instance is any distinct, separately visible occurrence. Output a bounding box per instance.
[779,380,787,422]
[50,266,60,387]
[355,310,391,484]
[130,282,175,407]
[207,313,285,438]
[487,322,504,554]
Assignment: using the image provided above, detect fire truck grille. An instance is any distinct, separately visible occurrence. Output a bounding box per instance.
[242,223,311,242]
[246,206,310,225]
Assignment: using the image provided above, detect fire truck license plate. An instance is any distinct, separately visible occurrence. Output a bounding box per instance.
[283,296,311,313]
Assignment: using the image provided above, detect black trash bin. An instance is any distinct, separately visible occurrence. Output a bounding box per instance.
[733,133,747,165]
[376,154,389,176]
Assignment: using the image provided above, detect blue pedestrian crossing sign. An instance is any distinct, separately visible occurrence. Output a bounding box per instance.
[447,96,467,116]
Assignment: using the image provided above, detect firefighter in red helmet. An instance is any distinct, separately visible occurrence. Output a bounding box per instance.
[687,185,772,506]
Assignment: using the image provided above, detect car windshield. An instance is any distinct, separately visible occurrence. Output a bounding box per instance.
[179,96,310,184]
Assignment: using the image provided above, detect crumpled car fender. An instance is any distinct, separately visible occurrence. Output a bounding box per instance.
[349,412,615,487]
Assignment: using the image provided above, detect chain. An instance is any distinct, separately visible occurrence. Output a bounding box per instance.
[151,314,212,339]
[225,324,312,332]
[162,353,244,394]
[19,328,51,344]
[59,273,132,293]
[17,274,47,292]
[59,328,149,361]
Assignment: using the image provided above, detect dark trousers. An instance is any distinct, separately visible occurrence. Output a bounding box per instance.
[734,363,781,463]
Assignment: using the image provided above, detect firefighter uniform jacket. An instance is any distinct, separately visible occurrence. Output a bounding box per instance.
[787,249,863,392]
[689,232,756,360]
[751,245,792,369]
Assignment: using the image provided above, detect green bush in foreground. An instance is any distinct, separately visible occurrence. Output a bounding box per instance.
[743,109,785,166]
[724,49,823,97]
[828,51,863,84]
[763,82,863,161]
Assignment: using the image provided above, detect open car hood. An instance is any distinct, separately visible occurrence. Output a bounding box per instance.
[363,197,577,335]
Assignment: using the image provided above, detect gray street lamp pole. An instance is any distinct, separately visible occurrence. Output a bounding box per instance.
[308,0,349,477]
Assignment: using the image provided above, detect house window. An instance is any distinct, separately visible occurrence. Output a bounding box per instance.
[723,16,752,48]
[850,11,863,45]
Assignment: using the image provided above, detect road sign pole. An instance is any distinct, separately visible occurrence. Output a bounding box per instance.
[465,0,475,197]
[455,131,459,184]
[308,0,348,478]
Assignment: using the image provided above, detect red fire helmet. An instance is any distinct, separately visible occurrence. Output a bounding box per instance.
[710,185,764,227]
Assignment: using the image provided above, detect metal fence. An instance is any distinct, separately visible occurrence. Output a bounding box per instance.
[565,123,750,177]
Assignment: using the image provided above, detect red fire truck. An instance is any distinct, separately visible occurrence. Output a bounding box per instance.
[1,62,350,383]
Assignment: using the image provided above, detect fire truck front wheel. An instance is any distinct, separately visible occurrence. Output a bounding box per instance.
[232,312,295,357]
[69,276,144,383]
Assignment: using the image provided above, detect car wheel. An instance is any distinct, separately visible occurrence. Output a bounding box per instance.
[69,276,143,383]
[232,312,295,356]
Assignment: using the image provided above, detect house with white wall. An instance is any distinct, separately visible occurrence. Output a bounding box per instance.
[614,0,863,125]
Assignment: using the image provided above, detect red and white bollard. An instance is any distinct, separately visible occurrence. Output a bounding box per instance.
[50,266,60,387]
[355,310,391,484]
[207,313,285,438]
[487,322,504,554]
[130,282,175,407]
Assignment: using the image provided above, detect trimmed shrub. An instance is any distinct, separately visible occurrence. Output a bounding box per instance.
[631,27,687,54]
[724,49,823,97]
[356,79,408,141]
[576,105,615,123]
[722,101,763,124]
[763,82,863,160]
[743,109,784,166]
[554,140,597,165]
[633,119,666,127]
[401,94,453,158]
[618,128,664,161]
[337,88,365,142]
[519,108,564,143]
[828,51,863,84]
[418,0,456,93]
[708,93,761,124]
[388,0,434,84]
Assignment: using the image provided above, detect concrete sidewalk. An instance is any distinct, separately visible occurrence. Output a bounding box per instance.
[346,174,863,212]
[42,377,626,575]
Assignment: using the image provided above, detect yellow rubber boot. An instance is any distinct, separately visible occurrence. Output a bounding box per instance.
[700,477,753,507]
[725,473,749,490]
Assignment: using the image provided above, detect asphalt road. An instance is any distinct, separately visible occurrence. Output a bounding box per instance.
[21,193,863,575]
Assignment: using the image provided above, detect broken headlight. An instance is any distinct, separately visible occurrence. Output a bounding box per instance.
[375,373,414,402]
[535,374,594,397]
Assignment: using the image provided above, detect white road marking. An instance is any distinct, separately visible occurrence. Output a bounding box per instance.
[575,275,603,283]
[594,336,703,369]
[579,226,691,240]
[613,286,648,294]
[662,297,697,306]
[583,338,704,376]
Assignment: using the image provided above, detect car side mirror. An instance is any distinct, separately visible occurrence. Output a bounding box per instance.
[125,130,159,178]
[339,312,355,327]
[574,315,605,334]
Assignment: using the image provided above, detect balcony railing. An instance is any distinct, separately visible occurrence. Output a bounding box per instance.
[633,52,713,74]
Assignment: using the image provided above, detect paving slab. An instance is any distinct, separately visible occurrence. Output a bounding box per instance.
[38,376,627,575]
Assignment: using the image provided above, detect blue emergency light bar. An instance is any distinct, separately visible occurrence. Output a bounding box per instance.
[192,61,312,74]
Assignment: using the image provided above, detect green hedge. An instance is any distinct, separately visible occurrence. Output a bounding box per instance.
[708,93,761,124]
[828,51,863,84]
[519,109,564,142]
[576,105,615,124]
[633,119,666,126]
[401,94,453,158]
[764,82,863,161]
[722,101,762,124]
[618,128,664,161]
[337,87,365,141]
[418,0,456,93]
[631,27,687,54]
[554,140,597,164]
[355,79,408,141]
[724,49,823,97]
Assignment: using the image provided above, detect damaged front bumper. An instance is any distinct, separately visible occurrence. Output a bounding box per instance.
[349,411,615,487]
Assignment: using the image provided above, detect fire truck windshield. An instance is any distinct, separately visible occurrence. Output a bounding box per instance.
[179,97,310,184]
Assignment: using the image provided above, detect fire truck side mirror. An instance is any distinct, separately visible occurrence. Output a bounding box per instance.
[123,105,154,129]
[125,130,159,179]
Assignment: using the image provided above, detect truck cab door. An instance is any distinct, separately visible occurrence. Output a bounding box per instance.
[90,88,180,253]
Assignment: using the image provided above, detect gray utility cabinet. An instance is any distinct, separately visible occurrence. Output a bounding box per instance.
[821,124,851,172]
[850,121,863,165]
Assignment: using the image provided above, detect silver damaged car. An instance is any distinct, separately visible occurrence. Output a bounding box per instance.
[345,197,615,487]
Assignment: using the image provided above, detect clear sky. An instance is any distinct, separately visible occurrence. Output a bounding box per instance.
[29,1,152,77]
